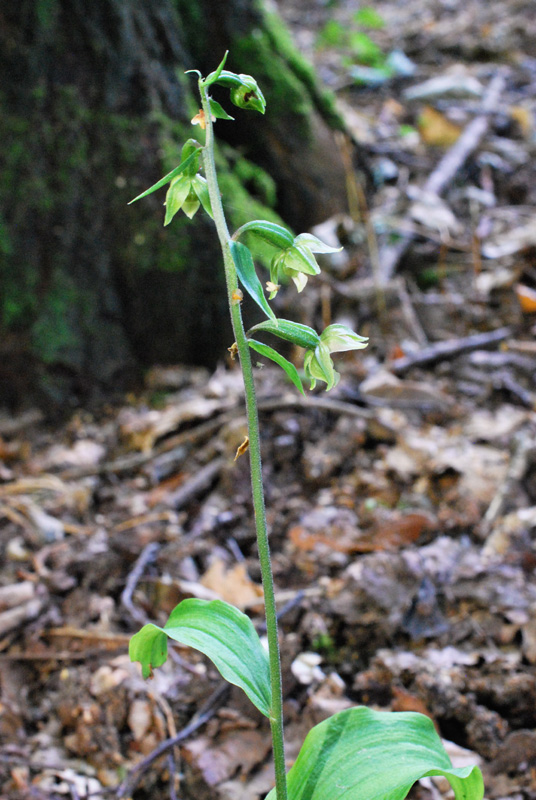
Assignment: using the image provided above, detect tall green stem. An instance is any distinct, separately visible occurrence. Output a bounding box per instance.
[199,83,288,800]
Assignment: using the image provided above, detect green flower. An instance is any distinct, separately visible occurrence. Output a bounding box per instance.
[164,173,213,224]
[304,324,368,390]
[269,233,341,296]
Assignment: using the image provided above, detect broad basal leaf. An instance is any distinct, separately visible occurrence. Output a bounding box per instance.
[248,339,305,395]
[266,707,484,800]
[130,598,272,717]
[230,240,277,324]
[248,319,320,350]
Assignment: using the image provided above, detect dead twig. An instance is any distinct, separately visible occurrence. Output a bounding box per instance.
[480,427,536,536]
[379,69,508,282]
[121,541,160,626]
[60,411,235,481]
[259,395,373,420]
[166,457,223,509]
[389,326,512,375]
[0,409,44,436]
[0,596,46,638]
[116,682,229,798]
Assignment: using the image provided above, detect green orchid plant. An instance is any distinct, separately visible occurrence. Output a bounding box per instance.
[128,52,484,800]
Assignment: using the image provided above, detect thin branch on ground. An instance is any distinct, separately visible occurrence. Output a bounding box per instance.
[389,326,512,375]
[116,683,230,798]
[379,69,508,282]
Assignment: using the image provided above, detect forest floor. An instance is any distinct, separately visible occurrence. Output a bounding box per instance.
[1,0,536,798]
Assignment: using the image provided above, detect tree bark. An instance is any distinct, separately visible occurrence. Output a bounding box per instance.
[0,0,348,407]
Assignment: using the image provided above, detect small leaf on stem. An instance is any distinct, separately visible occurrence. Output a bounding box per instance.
[130,598,272,717]
[248,339,305,395]
[230,241,277,324]
[209,99,235,121]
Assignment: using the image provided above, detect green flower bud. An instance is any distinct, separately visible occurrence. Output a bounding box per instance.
[229,76,266,114]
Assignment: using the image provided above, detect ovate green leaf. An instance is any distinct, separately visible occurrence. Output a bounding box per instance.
[248,319,320,350]
[248,339,305,395]
[129,598,272,717]
[266,707,484,800]
[209,99,235,121]
[230,241,277,324]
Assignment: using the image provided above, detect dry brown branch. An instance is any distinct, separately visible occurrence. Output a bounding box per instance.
[389,326,512,375]
[379,70,508,282]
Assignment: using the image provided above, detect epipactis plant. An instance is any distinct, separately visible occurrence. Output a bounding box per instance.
[128,53,484,800]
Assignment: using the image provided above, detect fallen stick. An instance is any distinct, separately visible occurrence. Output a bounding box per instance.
[116,682,230,798]
[390,326,512,375]
[480,427,535,536]
[379,69,508,282]
[0,597,45,638]
[121,541,160,626]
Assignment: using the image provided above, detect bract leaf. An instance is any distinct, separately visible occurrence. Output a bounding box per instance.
[230,241,277,324]
[209,99,235,121]
[248,339,305,395]
[294,233,342,254]
[265,707,484,800]
[129,598,272,717]
[202,51,229,87]
[128,148,202,204]
[234,220,295,250]
[249,319,320,350]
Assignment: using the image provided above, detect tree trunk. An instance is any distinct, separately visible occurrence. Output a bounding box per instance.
[0,0,348,407]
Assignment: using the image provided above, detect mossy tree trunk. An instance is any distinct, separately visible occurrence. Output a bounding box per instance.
[0,0,348,407]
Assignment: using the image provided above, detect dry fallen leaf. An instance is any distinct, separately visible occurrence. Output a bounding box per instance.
[515,284,536,313]
[200,559,263,610]
[418,106,462,147]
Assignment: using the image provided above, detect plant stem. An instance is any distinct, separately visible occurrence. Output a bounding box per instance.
[199,83,288,800]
